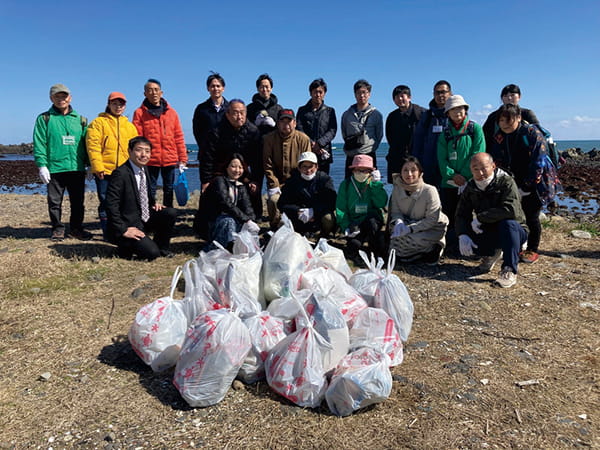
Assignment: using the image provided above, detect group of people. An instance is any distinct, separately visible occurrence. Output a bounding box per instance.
[33,76,559,288]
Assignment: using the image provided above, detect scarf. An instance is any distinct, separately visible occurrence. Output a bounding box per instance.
[393,173,424,193]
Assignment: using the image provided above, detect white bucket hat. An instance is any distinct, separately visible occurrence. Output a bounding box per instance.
[444,94,469,113]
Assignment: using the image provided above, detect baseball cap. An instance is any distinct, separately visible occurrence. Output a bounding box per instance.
[298,152,318,166]
[278,109,295,120]
[50,84,70,96]
[108,92,127,102]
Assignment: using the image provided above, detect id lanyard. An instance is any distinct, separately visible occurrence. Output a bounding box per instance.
[350,178,369,214]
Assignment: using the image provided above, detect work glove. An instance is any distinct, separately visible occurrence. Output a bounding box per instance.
[370,169,381,182]
[39,167,51,184]
[344,226,360,238]
[178,163,188,174]
[471,217,483,234]
[459,234,478,257]
[298,208,314,224]
[267,187,281,198]
[244,220,261,234]
[391,220,410,238]
[518,188,531,198]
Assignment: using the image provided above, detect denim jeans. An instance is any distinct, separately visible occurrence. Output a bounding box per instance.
[205,215,243,251]
[472,219,528,274]
[147,165,176,207]
[95,175,111,236]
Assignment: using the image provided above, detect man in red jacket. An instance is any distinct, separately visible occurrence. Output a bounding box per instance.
[133,78,187,207]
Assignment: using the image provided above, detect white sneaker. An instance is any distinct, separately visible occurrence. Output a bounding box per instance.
[496,267,517,288]
[478,249,503,273]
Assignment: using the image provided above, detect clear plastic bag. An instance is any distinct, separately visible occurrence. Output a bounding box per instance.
[349,307,403,366]
[325,347,392,417]
[372,250,414,341]
[313,238,353,280]
[348,250,386,305]
[173,309,251,407]
[128,267,189,372]
[232,222,262,256]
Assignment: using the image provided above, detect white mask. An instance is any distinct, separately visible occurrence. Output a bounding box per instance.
[353,172,369,183]
[301,172,316,181]
[475,173,494,190]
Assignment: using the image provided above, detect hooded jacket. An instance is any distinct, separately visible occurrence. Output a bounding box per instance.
[296,101,337,164]
[33,106,89,173]
[86,112,138,175]
[246,93,283,135]
[411,99,448,187]
[341,104,383,157]
[483,106,539,152]
[132,98,187,167]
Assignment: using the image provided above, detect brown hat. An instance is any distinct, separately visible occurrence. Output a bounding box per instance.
[108,92,127,102]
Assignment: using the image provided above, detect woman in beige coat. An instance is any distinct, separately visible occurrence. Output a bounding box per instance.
[388,156,448,264]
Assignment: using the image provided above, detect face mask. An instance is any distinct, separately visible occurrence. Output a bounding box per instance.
[475,173,494,190]
[301,172,316,181]
[353,172,369,183]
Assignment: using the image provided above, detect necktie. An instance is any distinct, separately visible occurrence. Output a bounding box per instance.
[139,170,150,222]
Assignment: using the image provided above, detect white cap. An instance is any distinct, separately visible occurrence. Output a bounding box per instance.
[298,152,318,166]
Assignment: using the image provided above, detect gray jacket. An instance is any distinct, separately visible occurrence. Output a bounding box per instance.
[341,104,383,157]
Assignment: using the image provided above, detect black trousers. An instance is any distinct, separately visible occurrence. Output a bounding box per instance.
[521,192,542,252]
[47,171,86,233]
[346,216,385,259]
[116,207,177,260]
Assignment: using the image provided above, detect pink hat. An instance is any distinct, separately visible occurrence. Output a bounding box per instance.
[349,154,375,171]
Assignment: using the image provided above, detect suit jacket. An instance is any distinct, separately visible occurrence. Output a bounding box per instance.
[105,161,155,242]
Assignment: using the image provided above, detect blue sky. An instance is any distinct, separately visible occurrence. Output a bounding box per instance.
[1,0,598,144]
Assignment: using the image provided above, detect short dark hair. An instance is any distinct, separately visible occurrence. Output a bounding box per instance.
[206,72,225,88]
[309,78,327,93]
[354,79,372,93]
[256,73,273,89]
[400,155,423,174]
[501,84,521,97]
[433,80,451,91]
[496,103,522,123]
[128,136,152,151]
[227,99,246,112]
[392,85,411,98]
[144,78,161,89]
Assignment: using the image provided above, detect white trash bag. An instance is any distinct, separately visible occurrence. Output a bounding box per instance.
[239,311,287,383]
[262,214,316,302]
[128,267,189,372]
[173,309,251,407]
[313,238,353,280]
[348,250,386,305]
[373,250,414,341]
[232,222,262,256]
[325,347,392,417]
[349,307,403,366]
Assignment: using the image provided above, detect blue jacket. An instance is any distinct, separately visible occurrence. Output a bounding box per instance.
[412,99,448,188]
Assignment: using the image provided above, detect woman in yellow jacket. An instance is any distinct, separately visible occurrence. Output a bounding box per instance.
[86,92,138,238]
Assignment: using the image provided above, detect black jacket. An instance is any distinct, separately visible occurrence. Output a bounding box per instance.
[246,93,282,136]
[192,98,229,154]
[105,162,155,242]
[483,106,539,152]
[278,169,336,220]
[296,101,337,165]
[385,103,426,182]
[201,119,262,184]
[200,176,255,223]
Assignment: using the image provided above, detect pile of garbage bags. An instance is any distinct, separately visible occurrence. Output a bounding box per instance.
[128,216,414,416]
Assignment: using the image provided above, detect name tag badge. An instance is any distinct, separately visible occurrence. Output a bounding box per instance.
[355,203,368,214]
[449,152,458,161]
[432,125,443,133]
[62,135,76,145]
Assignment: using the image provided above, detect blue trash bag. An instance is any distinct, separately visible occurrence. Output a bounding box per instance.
[174,170,189,206]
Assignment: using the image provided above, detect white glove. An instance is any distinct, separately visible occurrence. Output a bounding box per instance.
[391,221,410,238]
[85,168,94,182]
[178,163,188,174]
[458,183,467,195]
[471,217,483,234]
[344,227,360,238]
[255,114,276,128]
[39,167,51,184]
[267,187,281,198]
[459,234,478,257]
[244,220,260,234]
[518,188,531,198]
[298,208,314,224]
[370,169,381,182]
[263,116,276,127]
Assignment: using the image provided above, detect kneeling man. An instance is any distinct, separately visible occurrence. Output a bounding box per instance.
[106,136,177,260]
[456,152,528,288]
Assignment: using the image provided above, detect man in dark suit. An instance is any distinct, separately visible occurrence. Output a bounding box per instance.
[105,136,177,260]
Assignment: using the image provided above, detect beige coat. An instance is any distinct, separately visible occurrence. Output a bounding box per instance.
[388,182,448,257]
[263,129,312,189]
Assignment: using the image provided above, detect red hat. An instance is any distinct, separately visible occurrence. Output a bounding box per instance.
[108,92,127,102]
[349,154,375,171]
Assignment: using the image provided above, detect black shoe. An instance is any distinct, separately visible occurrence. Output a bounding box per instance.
[419,244,443,266]
[160,250,175,258]
[69,229,93,241]
[51,229,65,241]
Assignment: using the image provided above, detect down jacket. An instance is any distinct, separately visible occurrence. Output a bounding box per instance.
[132,99,187,167]
[85,113,138,175]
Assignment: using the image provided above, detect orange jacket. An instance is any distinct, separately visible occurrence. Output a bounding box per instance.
[132,99,187,167]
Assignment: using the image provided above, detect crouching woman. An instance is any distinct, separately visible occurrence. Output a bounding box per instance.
[200,153,258,251]
[389,156,448,264]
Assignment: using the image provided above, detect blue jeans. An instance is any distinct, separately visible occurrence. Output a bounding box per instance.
[204,215,242,251]
[95,175,111,236]
[472,219,528,274]
[147,165,176,207]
